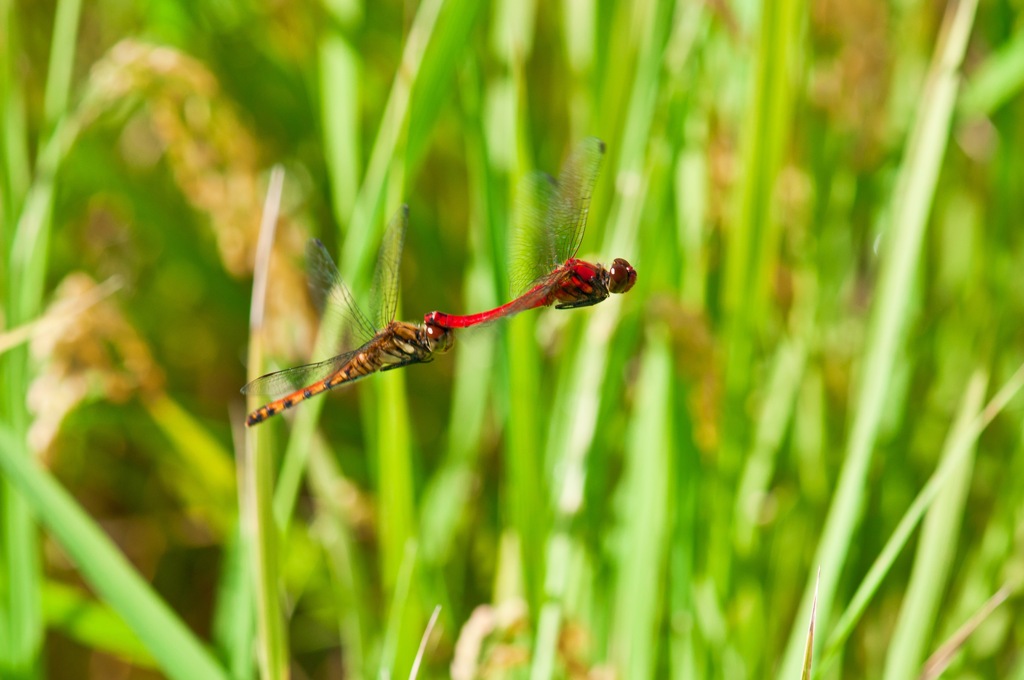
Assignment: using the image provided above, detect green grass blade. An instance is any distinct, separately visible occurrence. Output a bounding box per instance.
[504,316,546,604]
[532,0,669,673]
[41,0,81,131]
[341,0,446,281]
[778,1,979,674]
[483,0,545,619]
[610,330,673,679]
[419,60,498,567]
[0,425,228,680]
[319,29,362,227]
[0,1,30,225]
[821,362,1024,667]
[244,168,288,680]
[959,28,1024,116]
[375,369,417,591]
[0,1,85,673]
[377,541,419,679]
[721,0,802,409]
[210,524,255,680]
[244,403,288,680]
[733,337,806,552]
[407,0,484,168]
[9,105,80,326]
[882,370,987,679]
[306,438,372,679]
[144,395,237,530]
[668,372,701,678]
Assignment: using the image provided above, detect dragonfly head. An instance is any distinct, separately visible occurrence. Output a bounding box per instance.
[607,258,637,295]
[422,321,455,353]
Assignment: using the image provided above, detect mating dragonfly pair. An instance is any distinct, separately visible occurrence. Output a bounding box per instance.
[243,138,637,426]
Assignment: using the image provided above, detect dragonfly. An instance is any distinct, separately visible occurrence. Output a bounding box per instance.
[424,138,636,330]
[242,205,454,427]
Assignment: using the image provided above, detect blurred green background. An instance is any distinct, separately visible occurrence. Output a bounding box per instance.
[3,0,1024,678]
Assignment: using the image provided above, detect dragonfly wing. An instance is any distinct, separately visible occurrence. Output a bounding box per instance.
[502,271,565,319]
[550,137,605,261]
[511,171,560,297]
[369,205,408,329]
[307,239,378,345]
[241,350,358,396]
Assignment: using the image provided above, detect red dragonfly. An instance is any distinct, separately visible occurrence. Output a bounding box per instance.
[242,206,454,426]
[424,138,636,329]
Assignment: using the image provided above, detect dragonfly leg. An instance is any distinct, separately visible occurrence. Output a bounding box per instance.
[554,296,607,310]
[380,356,426,372]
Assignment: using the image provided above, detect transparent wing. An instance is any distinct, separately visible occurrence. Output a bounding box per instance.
[509,139,606,297]
[510,172,560,297]
[549,137,605,262]
[369,205,408,329]
[240,350,358,396]
[501,269,568,320]
[307,239,378,346]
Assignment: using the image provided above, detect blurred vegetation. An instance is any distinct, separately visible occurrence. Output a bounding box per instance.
[2,0,1024,678]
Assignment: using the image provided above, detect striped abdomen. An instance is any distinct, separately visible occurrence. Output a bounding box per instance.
[244,321,451,427]
[245,351,381,427]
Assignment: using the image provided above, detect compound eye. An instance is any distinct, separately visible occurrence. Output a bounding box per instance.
[425,323,444,339]
[608,258,637,294]
[425,322,455,351]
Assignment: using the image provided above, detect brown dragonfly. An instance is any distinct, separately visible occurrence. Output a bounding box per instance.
[242,206,454,426]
